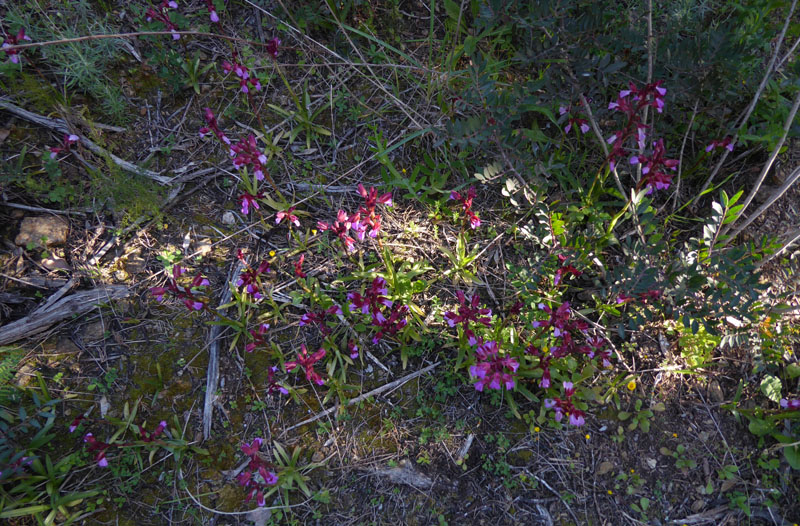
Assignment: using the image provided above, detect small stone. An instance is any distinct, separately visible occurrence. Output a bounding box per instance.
[15,216,69,247]
[196,239,213,257]
[124,256,147,275]
[246,507,271,526]
[57,337,80,354]
[691,499,705,513]
[41,256,71,271]
[645,458,657,469]
[708,381,724,403]
[83,321,107,341]
[221,211,236,225]
[596,461,614,475]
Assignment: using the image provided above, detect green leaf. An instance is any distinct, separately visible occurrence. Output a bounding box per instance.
[783,444,800,470]
[760,375,782,403]
[747,417,774,437]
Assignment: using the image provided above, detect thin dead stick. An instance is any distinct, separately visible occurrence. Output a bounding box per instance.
[281,362,439,435]
[776,35,800,71]
[203,261,243,441]
[695,0,798,199]
[2,201,89,216]
[670,100,699,212]
[720,89,800,239]
[0,99,172,184]
[575,91,627,198]
[635,0,655,185]
[759,225,800,267]
[723,164,800,244]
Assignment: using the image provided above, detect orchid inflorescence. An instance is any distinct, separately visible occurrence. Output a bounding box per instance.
[449,186,480,229]
[236,250,270,299]
[285,344,326,385]
[222,54,262,93]
[145,0,181,40]
[605,81,679,193]
[559,104,590,135]
[347,277,408,344]
[544,382,586,426]
[237,438,279,507]
[780,398,800,410]
[318,185,392,252]
[2,28,32,64]
[205,0,219,22]
[706,136,735,153]
[49,133,79,159]
[469,339,519,391]
[150,265,209,311]
[78,420,167,467]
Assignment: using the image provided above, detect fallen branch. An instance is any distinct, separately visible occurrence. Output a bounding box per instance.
[281,362,439,435]
[0,99,172,185]
[203,261,243,441]
[0,285,130,345]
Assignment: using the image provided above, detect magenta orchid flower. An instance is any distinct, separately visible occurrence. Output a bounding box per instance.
[294,254,307,278]
[199,107,231,145]
[235,250,270,298]
[450,187,480,229]
[221,54,261,93]
[605,81,671,172]
[706,136,735,153]
[355,184,392,238]
[237,437,279,507]
[554,254,581,286]
[2,28,32,64]
[140,420,168,442]
[266,365,289,395]
[444,291,492,329]
[285,344,326,385]
[469,340,518,391]
[239,191,263,215]
[231,134,267,180]
[149,265,209,311]
[544,381,585,426]
[205,0,219,22]
[629,139,679,193]
[347,340,359,359]
[49,133,79,159]
[318,210,358,252]
[300,305,343,336]
[83,433,111,467]
[275,206,300,227]
[780,398,800,410]
[371,303,408,343]
[245,323,270,352]
[265,38,281,59]
[145,0,181,39]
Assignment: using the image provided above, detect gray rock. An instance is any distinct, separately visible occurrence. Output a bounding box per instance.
[15,216,69,247]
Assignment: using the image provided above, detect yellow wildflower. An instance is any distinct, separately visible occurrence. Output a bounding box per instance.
[269,250,276,257]
[627,380,636,391]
